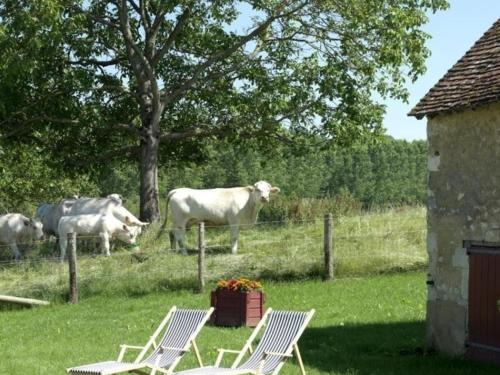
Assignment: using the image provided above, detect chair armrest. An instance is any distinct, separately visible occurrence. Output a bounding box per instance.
[218,349,242,354]
[159,345,188,353]
[257,351,293,373]
[262,351,293,359]
[215,348,242,367]
[117,344,146,361]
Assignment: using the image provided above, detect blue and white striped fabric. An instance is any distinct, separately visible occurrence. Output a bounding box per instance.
[143,309,211,368]
[66,361,145,375]
[238,310,309,374]
[174,310,312,375]
[68,308,211,375]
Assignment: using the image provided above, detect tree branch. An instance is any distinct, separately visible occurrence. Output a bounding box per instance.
[2,116,79,139]
[116,0,161,111]
[67,57,125,67]
[152,7,191,67]
[70,144,141,167]
[162,1,307,106]
[162,126,240,142]
[127,0,140,15]
[148,4,169,48]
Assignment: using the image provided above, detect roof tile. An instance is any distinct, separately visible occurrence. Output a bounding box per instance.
[409,18,500,119]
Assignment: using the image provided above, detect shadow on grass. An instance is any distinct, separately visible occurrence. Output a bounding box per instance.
[300,322,498,375]
[164,246,232,256]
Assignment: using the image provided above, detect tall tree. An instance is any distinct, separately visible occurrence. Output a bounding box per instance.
[0,0,448,222]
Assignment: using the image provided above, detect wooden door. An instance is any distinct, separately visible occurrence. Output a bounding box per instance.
[467,244,500,363]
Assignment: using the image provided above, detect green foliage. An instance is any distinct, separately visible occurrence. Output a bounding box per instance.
[0,142,99,214]
[0,0,448,220]
[0,133,426,219]
[157,137,427,217]
[258,195,362,223]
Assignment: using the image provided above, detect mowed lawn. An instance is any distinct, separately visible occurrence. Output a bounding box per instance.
[1,272,497,375]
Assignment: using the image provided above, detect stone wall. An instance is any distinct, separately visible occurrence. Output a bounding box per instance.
[426,101,500,354]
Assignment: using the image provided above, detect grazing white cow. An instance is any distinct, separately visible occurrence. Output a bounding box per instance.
[0,214,44,259]
[64,196,146,253]
[106,193,124,205]
[35,203,56,239]
[162,181,280,254]
[67,197,147,228]
[58,214,138,260]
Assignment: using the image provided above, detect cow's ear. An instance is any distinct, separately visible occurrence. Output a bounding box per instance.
[270,187,280,194]
[246,186,255,192]
[23,218,30,226]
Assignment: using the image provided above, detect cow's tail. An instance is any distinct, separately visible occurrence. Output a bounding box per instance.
[157,189,176,239]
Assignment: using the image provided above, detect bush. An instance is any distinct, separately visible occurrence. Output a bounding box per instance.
[259,195,362,223]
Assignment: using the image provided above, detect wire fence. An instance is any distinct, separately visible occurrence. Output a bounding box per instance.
[0,211,427,303]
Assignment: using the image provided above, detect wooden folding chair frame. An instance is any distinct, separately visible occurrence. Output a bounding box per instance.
[67,306,214,375]
[213,308,315,375]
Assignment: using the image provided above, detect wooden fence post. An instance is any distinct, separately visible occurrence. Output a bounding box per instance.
[198,222,205,293]
[68,232,78,303]
[324,213,334,280]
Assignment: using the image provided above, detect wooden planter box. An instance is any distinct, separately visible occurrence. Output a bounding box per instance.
[210,289,265,327]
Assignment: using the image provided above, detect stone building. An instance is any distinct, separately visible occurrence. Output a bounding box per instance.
[409,18,500,360]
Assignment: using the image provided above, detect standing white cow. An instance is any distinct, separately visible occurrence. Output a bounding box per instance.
[58,214,138,260]
[0,214,44,259]
[161,181,280,254]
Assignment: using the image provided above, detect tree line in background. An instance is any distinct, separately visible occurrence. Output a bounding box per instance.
[154,137,427,221]
[0,137,426,219]
[157,137,426,205]
[0,137,425,220]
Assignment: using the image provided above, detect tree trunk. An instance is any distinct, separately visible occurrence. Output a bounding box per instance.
[138,77,161,223]
[139,126,160,223]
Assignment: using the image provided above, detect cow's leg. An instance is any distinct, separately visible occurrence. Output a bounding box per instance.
[99,232,111,256]
[170,215,188,254]
[169,230,176,251]
[55,235,60,253]
[229,225,239,254]
[171,226,188,255]
[59,234,67,262]
[9,242,21,260]
[176,226,188,255]
[171,216,188,254]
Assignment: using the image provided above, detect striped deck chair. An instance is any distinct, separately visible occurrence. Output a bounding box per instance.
[173,308,315,375]
[67,306,214,375]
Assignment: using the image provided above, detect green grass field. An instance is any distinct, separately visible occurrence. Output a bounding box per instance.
[1,207,497,374]
[0,206,427,301]
[1,272,497,375]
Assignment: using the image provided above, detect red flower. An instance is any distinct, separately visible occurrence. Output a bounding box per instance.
[215,277,263,292]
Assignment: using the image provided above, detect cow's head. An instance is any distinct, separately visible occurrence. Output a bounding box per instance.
[249,181,280,203]
[107,193,124,205]
[25,218,44,240]
[115,224,138,244]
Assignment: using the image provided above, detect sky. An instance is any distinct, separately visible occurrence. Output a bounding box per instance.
[383,1,500,140]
